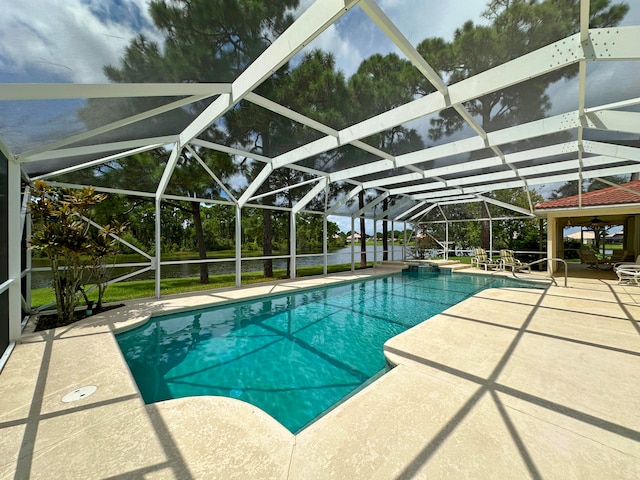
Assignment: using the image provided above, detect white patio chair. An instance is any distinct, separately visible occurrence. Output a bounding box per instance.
[614,255,640,285]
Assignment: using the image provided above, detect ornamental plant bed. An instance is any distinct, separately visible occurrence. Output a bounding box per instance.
[35,304,125,332]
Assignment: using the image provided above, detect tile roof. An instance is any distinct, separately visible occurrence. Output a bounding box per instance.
[535,180,640,210]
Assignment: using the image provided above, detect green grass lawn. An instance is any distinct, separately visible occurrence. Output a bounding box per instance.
[30,262,374,308]
[30,249,279,268]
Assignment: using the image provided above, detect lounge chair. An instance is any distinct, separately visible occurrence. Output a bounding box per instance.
[613,254,640,269]
[577,248,610,269]
[471,248,498,270]
[616,266,640,285]
[608,250,627,263]
[499,249,531,273]
[614,255,640,285]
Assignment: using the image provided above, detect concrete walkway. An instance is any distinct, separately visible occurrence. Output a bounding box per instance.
[1,266,639,479]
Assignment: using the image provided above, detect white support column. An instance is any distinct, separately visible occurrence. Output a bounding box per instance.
[25,211,32,309]
[632,215,640,260]
[486,202,493,259]
[323,187,329,276]
[288,179,328,279]
[373,220,377,267]
[18,184,32,310]
[351,216,355,272]
[154,146,181,298]
[154,198,162,299]
[489,221,493,260]
[235,205,242,287]
[403,222,407,260]
[19,185,30,239]
[8,160,21,341]
[445,222,449,260]
[323,213,328,276]
[290,212,297,279]
[547,216,558,275]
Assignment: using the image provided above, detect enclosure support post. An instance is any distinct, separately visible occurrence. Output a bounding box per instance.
[154,199,161,299]
[445,221,449,260]
[539,218,544,264]
[153,146,180,299]
[403,222,407,260]
[25,211,32,309]
[18,185,31,313]
[290,212,296,279]
[8,160,22,341]
[547,216,558,274]
[323,213,328,276]
[489,221,493,259]
[351,216,355,272]
[235,205,242,287]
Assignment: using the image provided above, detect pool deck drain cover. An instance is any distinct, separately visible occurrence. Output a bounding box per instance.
[62,386,97,403]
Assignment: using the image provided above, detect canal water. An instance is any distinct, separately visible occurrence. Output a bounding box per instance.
[31,245,409,289]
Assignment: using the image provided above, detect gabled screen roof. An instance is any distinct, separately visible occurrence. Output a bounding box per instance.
[2,0,640,221]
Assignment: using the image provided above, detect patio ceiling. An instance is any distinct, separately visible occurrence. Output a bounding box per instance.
[2,0,640,222]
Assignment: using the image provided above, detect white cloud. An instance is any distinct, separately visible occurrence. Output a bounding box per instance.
[377,0,490,45]
[0,0,162,83]
[327,214,410,236]
[302,23,365,77]
[293,0,316,17]
[583,61,640,109]
[328,215,378,235]
[297,0,490,79]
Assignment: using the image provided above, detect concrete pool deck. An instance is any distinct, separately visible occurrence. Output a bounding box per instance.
[1,264,639,479]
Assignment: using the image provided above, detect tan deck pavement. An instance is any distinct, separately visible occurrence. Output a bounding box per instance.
[1,264,639,479]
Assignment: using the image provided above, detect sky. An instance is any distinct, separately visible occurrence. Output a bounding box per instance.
[2,0,639,234]
[0,0,159,84]
[300,0,491,77]
[0,0,491,83]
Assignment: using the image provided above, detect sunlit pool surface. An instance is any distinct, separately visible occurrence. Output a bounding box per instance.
[117,271,545,433]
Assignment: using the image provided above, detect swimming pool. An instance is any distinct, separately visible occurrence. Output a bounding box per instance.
[117,271,545,433]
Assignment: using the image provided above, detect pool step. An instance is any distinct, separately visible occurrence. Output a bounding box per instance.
[439,263,472,272]
[404,259,472,274]
[434,260,471,273]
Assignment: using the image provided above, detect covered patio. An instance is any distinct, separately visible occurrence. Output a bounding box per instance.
[536,179,640,268]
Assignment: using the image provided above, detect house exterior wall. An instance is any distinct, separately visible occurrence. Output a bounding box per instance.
[547,216,559,273]
[626,215,640,260]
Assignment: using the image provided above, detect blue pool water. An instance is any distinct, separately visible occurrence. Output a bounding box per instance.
[117,271,544,432]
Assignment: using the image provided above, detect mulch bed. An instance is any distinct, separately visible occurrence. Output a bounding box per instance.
[35,304,125,331]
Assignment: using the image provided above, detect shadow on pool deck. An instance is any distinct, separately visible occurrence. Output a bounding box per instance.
[1,264,639,479]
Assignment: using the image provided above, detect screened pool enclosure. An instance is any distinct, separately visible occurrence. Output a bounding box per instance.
[2,0,640,352]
